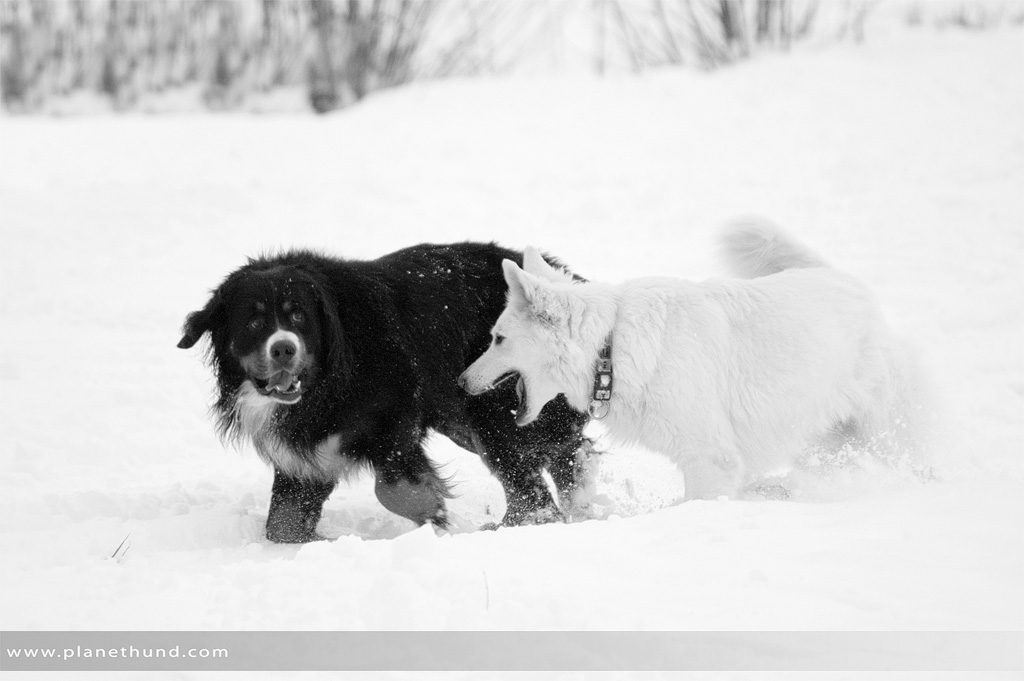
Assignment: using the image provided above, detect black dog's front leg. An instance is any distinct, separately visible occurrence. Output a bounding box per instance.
[373,444,451,529]
[538,400,599,519]
[265,468,336,543]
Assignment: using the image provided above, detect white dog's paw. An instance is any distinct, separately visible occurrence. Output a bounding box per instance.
[741,480,792,501]
[564,492,617,521]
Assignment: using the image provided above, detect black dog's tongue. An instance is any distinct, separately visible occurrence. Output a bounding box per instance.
[266,371,294,391]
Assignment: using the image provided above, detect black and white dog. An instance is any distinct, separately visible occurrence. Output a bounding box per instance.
[178,243,593,542]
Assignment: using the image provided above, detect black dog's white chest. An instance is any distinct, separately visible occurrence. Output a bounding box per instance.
[234,382,358,482]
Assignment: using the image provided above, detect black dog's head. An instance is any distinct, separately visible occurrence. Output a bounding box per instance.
[178,260,346,407]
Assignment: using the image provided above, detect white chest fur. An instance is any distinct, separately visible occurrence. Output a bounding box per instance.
[233,381,361,482]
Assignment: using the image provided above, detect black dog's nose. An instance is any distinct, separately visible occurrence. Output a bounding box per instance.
[270,339,297,366]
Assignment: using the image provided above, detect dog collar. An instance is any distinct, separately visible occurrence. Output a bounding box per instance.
[588,336,613,419]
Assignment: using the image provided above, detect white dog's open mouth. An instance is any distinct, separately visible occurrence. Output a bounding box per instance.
[514,375,529,422]
[253,371,304,404]
[491,371,517,391]
[487,371,529,417]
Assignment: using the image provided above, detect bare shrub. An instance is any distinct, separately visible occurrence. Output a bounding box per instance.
[0,0,512,113]
[903,1,1024,31]
[608,0,878,71]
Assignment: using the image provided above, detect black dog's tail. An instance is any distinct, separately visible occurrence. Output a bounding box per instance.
[719,218,828,278]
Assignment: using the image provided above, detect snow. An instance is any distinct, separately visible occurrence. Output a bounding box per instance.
[1,25,1022,644]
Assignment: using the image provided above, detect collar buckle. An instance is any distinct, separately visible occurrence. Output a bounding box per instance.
[588,336,613,419]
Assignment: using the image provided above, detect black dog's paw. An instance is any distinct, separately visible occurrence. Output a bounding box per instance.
[375,475,450,528]
[485,503,564,530]
[427,507,450,531]
[266,525,327,544]
[501,503,565,527]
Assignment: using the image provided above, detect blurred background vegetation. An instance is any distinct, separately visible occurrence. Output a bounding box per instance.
[2,0,1020,114]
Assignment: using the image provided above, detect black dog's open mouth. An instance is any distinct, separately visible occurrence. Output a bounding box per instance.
[252,371,304,404]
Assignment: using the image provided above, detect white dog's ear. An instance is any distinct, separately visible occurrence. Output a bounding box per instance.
[503,259,566,326]
[523,246,574,283]
[503,259,547,304]
[502,259,531,304]
[522,246,555,278]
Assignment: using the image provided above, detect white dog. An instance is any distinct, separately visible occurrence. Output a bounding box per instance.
[459,221,909,499]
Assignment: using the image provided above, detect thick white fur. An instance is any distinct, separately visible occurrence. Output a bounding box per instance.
[232,383,361,483]
[461,222,909,499]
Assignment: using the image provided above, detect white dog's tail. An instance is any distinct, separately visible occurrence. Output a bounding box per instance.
[720,218,828,278]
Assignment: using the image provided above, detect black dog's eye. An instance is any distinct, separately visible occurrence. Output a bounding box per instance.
[494,334,505,346]
[290,310,305,324]
[248,318,265,331]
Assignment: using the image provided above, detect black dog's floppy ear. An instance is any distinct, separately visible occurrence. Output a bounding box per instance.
[310,278,350,380]
[289,268,350,380]
[177,291,223,349]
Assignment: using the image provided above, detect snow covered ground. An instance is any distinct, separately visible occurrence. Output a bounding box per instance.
[0,21,1021,662]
